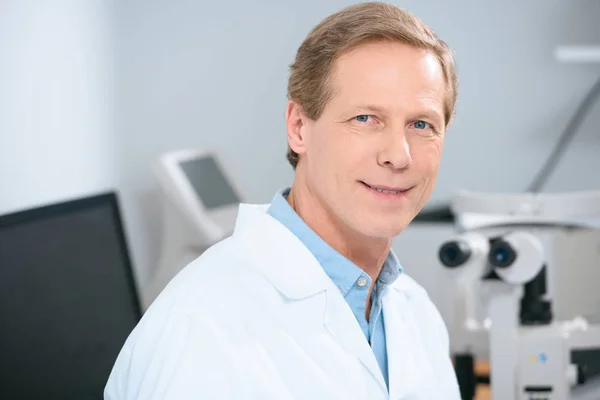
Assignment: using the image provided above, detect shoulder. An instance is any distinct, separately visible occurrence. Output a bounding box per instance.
[150,236,264,317]
[389,273,450,349]
[389,271,428,297]
[104,237,257,399]
[389,272,436,309]
[390,272,444,320]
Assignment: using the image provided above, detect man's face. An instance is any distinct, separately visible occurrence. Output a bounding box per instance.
[289,41,447,239]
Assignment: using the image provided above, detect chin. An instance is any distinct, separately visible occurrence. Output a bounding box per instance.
[372,225,406,239]
[351,216,410,239]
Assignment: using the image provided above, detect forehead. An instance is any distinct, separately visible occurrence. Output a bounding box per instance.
[328,41,446,112]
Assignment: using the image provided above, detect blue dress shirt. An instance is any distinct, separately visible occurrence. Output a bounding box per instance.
[267,188,402,389]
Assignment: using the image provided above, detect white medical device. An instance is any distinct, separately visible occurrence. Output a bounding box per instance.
[439,190,600,400]
[148,149,243,305]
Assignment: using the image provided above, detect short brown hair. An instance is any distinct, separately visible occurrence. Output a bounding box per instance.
[286,2,458,169]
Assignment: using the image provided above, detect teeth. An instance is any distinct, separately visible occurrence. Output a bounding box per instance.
[364,182,404,194]
[372,186,401,194]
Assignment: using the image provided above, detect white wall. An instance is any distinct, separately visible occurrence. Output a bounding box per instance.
[115,0,600,302]
[1,0,597,316]
[0,0,117,216]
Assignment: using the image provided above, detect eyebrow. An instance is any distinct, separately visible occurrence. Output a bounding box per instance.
[414,107,445,125]
[352,104,388,115]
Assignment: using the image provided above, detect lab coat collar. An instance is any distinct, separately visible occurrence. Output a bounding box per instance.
[232,203,332,299]
[232,203,388,393]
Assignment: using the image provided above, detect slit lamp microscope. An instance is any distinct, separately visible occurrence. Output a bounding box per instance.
[438,190,600,400]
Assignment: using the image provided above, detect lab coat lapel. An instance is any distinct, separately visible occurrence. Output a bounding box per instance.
[233,204,387,393]
[232,203,331,299]
[383,285,433,399]
[323,289,388,393]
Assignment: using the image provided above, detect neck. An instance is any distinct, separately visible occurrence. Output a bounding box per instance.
[287,180,391,281]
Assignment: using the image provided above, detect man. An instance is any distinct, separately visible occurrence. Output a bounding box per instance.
[105,2,460,399]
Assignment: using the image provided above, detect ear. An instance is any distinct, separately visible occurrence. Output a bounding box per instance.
[286,100,309,157]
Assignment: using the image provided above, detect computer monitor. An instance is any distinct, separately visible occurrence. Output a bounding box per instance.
[0,192,141,400]
[178,156,240,210]
[148,149,243,305]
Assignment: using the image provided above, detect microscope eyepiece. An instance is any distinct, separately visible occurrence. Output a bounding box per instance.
[439,241,472,268]
[488,239,517,268]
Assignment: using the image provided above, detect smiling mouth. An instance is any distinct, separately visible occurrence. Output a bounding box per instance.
[360,181,411,194]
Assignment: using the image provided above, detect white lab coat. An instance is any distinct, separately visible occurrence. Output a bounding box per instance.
[105,203,460,400]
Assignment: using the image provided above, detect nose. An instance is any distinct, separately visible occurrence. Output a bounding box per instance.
[377,131,412,170]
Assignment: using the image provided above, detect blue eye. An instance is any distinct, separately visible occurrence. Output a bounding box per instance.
[413,120,430,129]
[355,115,371,123]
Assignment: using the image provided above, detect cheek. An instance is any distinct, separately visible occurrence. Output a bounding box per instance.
[310,123,359,168]
[411,137,443,176]
[305,123,347,188]
[303,123,328,167]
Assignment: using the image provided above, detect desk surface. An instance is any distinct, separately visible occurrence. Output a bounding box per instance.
[474,362,490,400]
[475,385,491,400]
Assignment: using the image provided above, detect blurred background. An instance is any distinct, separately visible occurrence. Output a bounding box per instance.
[1,1,599,399]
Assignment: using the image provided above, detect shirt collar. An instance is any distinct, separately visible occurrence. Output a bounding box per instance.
[267,188,402,295]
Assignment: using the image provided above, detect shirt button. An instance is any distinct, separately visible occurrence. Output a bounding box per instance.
[356,277,368,287]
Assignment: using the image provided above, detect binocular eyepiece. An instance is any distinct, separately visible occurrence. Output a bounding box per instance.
[487,239,517,268]
[438,241,472,268]
[439,237,517,268]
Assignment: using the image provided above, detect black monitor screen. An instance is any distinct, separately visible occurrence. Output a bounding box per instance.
[179,156,240,209]
[0,192,141,400]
